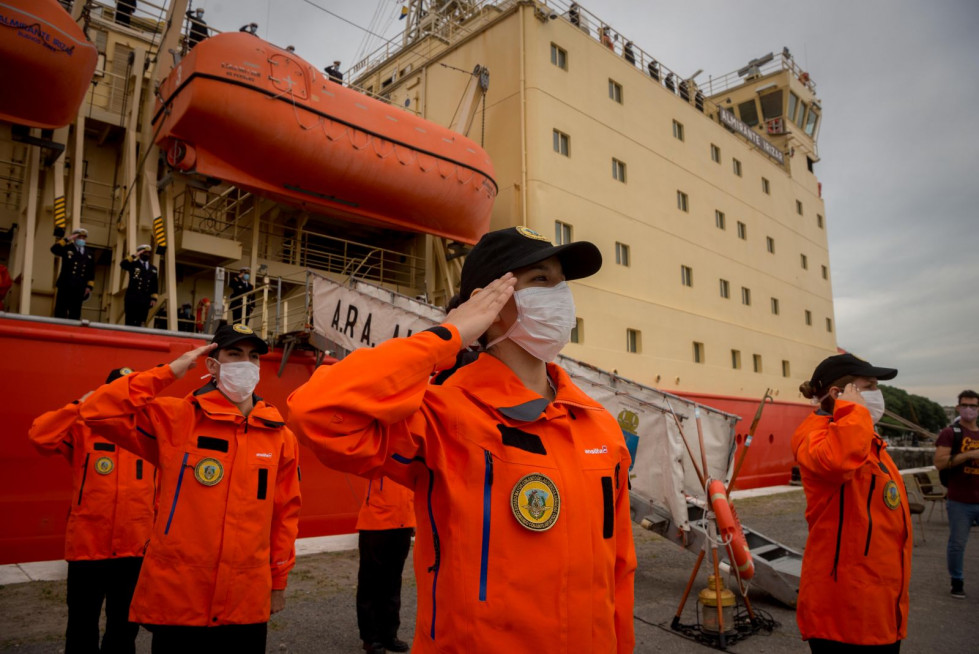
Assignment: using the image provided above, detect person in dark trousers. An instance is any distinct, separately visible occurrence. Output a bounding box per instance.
[324,61,343,84]
[623,40,636,65]
[356,477,414,654]
[177,302,195,332]
[186,7,208,48]
[29,367,156,654]
[647,59,660,81]
[228,267,254,325]
[120,244,158,327]
[51,228,96,320]
[115,0,136,26]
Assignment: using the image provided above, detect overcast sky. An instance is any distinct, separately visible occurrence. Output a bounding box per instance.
[191,0,979,406]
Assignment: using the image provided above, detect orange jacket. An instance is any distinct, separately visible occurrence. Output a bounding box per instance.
[357,476,416,531]
[288,326,636,654]
[792,400,912,645]
[28,400,156,561]
[80,365,302,626]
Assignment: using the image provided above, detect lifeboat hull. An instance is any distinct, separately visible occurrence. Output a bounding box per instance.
[0,0,98,129]
[154,33,497,244]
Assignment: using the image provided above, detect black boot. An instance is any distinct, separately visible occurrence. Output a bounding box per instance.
[951,578,966,599]
[381,637,410,652]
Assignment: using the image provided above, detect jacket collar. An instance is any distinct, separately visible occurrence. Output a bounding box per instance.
[189,382,284,426]
[444,352,603,421]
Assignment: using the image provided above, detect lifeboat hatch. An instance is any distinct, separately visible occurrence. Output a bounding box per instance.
[269,55,309,100]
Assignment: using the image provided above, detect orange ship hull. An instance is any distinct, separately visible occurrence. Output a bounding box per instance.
[154,32,497,244]
[0,0,98,129]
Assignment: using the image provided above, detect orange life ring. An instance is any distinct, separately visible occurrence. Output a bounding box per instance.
[708,479,755,581]
[195,297,211,332]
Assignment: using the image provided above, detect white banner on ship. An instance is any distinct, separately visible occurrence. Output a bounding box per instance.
[310,272,740,531]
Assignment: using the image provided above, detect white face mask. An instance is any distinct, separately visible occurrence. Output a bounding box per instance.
[487,282,576,362]
[861,389,886,424]
[211,359,260,403]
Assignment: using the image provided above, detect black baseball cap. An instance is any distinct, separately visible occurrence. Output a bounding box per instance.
[459,227,602,300]
[105,367,134,384]
[809,353,897,394]
[211,324,269,355]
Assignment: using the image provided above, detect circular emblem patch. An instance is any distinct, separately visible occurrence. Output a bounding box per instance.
[515,226,549,242]
[94,456,114,475]
[511,473,560,531]
[194,458,224,486]
[232,324,254,334]
[882,480,901,510]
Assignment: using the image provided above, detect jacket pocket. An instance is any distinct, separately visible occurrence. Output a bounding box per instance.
[164,452,190,535]
[479,449,493,601]
[864,475,877,556]
[77,453,90,505]
[831,483,845,580]
[601,475,614,539]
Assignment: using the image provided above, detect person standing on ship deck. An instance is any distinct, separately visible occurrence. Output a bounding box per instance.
[185,8,208,49]
[325,61,343,84]
[120,244,159,327]
[51,228,95,320]
[29,367,156,654]
[793,353,911,653]
[288,226,636,654]
[228,267,254,326]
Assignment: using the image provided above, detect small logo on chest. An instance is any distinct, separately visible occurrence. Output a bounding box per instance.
[583,445,608,455]
[255,452,273,459]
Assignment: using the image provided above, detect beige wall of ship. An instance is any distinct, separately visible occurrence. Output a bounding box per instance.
[384,3,838,402]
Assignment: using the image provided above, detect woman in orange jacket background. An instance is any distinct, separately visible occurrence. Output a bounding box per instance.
[793,353,912,652]
[29,367,156,654]
[289,227,636,654]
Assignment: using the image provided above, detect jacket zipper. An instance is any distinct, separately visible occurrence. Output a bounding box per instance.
[165,453,190,535]
[479,450,493,601]
[426,468,441,640]
[77,453,90,505]
[830,483,845,581]
[864,475,877,556]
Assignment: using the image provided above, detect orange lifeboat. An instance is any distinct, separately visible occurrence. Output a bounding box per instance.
[0,0,98,128]
[153,32,498,244]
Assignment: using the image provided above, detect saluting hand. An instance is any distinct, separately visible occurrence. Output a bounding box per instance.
[169,342,217,379]
[444,273,516,346]
[838,383,866,406]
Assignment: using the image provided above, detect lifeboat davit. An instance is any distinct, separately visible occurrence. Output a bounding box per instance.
[154,32,497,244]
[0,0,98,128]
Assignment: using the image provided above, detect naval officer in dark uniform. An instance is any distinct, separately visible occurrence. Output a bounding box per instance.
[228,267,254,325]
[120,244,159,327]
[51,228,96,320]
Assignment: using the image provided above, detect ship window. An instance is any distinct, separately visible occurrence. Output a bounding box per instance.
[710,144,721,163]
[805,108,820,137]
[626,329,642,353]
[555,220,573,245]
[553,129,570,156]
[677,191,689,212]
[550,43,568,70]
[609,79,623,103]
[782,360,791,377]
[826,317,833,333]
[719,279,730,299]
[761,177,770,194]
[615,242,630,266]
[732,158,742,177]
[731,349,741,369]
[612,158,627,183]
[672,120,685,141]
[741,287,751,306]
[817,214,824,229]
[805,309,812,326]
[821,264,828,279]
[788,91,799,124]
[753,354,763,373]
[801,253,808,270]
[766,236,775,254]
[571,318,584,344]
[738,100,759,127]
[681,265,693,287]
[794,101,807,128]
[771,297,780,315]
[693,342,705,364]
[760,90,783,120]
[796,200,803,215]
[737,221,747,240]
[715,210,726,230]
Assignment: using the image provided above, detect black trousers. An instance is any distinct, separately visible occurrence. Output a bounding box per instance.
[356,528,413,644]
[55,287,86,320]
[65,557,142,654]
[809,638,901,653]
[147,623,267,654]
[124,298,150,327]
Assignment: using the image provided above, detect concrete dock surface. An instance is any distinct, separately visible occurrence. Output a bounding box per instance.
[1,488,975,653]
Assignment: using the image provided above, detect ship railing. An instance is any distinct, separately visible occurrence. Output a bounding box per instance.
[701,51,817,96]
[173,187,253,239]
[0,155,27,212]
[79,177,115,229]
